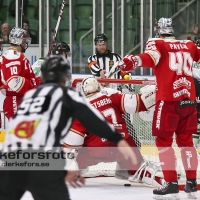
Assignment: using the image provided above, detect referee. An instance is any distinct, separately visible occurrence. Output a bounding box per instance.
[88,33,121,79]
[0,55,137,200]
[88,33,141,148]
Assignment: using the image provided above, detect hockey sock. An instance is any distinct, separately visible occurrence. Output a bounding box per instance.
[180,146,198,179]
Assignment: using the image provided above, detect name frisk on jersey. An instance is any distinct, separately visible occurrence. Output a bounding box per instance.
[91,97,112,108]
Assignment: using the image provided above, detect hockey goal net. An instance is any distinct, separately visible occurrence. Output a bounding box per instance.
[72,78,200,187]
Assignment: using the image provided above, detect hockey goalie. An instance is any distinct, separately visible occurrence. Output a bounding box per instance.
[63,77,165,187]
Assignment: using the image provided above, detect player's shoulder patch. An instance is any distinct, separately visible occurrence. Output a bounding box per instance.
[3,49,21,59]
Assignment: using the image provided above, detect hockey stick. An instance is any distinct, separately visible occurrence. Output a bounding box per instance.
[105,61,120,78]
[47,0,66,56]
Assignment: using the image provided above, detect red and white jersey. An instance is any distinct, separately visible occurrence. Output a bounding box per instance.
[0,49,37,96]
[63,88,146,148]
[138,37,200,101]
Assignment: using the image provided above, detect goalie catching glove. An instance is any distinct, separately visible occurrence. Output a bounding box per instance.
[140,85,156,109]
[118,54,139,73]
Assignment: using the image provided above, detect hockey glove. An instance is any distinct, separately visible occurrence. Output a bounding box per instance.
[35,77,42,86]
[118,55,138,73]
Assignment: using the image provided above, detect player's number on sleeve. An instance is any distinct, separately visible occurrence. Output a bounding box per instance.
[17,96,46,115]
[169,52,193,76]
[101,108,117,124]
[10,66,18,75]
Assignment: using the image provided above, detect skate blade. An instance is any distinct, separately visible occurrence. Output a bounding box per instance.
[187,192,197,199]
[153,193,180,200]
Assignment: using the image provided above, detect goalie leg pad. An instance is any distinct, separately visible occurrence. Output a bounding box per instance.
[128,160,165,187]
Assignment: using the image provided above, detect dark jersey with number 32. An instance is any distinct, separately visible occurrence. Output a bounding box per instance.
[3,83,122,149]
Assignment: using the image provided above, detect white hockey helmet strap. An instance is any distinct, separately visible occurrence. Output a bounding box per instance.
[81,77,101,96]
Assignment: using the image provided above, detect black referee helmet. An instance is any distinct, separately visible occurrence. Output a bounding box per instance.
[94,33,108,44]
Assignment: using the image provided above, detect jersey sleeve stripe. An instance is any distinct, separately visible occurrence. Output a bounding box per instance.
[121,94,126,113]
[70,128,85,137]
[88,61,98,67]
[136,94,140,112]
[62,142,83,148]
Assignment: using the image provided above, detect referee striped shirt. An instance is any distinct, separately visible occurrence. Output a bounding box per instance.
[88,50,121,79]
[3,83,122,150]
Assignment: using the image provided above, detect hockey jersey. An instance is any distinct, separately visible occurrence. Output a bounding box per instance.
[64,88,147,147]
[138,37,200,101]
[0,49,38,96]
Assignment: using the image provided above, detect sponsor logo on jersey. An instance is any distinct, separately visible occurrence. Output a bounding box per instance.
[173,77,191,89]
[12,96,17,114]
[92,98,112,108]
[109,60,114,67]
[179,99,196,106]
[10,119,41,139]
[173,89,190,98]
[186,151,192,169]
[156,100,164,129]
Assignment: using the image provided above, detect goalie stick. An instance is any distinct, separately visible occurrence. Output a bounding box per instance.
[105,61,120,78]
[47,0,66,56]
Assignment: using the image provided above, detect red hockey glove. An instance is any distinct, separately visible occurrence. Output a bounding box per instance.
[30,78,37,89]
[118,54,138,73]
[35,76,42,86]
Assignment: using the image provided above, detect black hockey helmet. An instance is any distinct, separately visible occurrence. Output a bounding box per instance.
[41,55,71,83]
[194,36,200,47]
[52,42,71,57]
[94,33,108,44]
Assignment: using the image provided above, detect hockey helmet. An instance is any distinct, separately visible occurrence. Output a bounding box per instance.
[52,42,71,57]
[0,38,3,56]
[194,36,200,47]
[41,55,71,84]
[94,33,108,44]
[81,77,101,96]
[154,18,174,37]
[9,27,31,46]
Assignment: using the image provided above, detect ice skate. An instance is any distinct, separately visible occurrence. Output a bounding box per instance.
[184,179,197,199]
[153,181,180,200]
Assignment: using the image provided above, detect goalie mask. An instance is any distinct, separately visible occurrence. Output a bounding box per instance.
[154,18,174,38]
[81,77,101,96]
[41,55,71,84]
[194,36,200,47]
[9,27,31,53]
[0,38,3,55]
[52,42,71,58]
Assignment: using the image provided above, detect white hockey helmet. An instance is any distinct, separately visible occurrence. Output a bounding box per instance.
[9,27,31,46]
[81,77,101,96]
[154,18,174,37]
